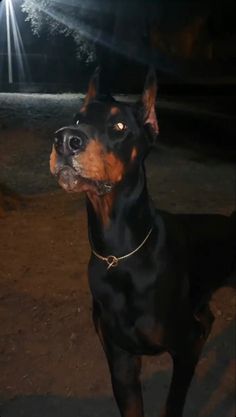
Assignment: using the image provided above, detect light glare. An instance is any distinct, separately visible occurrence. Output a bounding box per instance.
[6,0,13,83]
[2,0,29,84]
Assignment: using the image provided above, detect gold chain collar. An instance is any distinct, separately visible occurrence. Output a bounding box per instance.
[91,227,153,270]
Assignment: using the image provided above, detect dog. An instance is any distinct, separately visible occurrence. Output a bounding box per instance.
[50,69,236,417]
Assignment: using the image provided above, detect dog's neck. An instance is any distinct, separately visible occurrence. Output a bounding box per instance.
[86,164,155,257]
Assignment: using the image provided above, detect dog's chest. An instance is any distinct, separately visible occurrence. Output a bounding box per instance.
[89,263,155,311]
[89,263,166,352]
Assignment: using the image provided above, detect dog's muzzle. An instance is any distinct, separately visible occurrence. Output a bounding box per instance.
[51,129,114,195]
[55,164,114,195]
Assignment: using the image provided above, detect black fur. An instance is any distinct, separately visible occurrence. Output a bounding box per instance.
[51,70,235,417]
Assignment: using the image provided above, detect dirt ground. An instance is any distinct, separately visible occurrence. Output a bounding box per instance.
[0,93,235,417]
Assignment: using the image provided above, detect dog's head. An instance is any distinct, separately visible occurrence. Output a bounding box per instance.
[50,68,159,195]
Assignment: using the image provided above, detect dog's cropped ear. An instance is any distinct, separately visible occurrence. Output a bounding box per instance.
[84,67,100,107]
[141,68,159,139]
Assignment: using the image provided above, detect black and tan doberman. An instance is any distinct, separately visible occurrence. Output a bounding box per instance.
[50,69,235,417]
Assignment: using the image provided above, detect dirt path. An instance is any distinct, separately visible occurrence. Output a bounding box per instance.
[0,94,235,417]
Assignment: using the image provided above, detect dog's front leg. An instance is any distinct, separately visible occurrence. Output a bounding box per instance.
[94,317,144,417]
[107,344,144,417]
[161,319,207,417]
[93,302,144,417]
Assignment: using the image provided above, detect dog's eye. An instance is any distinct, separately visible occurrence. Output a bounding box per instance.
[113,122,127,132]
[108,121,129,140]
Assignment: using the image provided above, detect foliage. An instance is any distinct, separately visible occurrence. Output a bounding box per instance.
[21,0,96,63]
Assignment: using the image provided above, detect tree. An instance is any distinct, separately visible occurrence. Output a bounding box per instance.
[20,0,155,92]
[21,0,96,63]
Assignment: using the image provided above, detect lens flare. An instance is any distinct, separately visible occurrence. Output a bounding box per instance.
[31,0,175,72]
[5,0,13,83]
[1,0,29,84]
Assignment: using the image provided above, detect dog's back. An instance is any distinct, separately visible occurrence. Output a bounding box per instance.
[175,211,236,309]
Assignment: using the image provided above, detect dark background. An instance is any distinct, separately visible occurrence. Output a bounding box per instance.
[0,0,236,153]
[0,0,236,94]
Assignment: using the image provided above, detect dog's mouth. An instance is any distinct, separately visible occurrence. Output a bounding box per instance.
[56,165,114,195]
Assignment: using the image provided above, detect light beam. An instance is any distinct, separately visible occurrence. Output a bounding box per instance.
[8,0,28,82]
[1,0,29,85]
[6,0,13,83]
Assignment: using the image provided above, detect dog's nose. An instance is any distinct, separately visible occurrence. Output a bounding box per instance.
[54,127,87,155]
[68,135,83,152]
